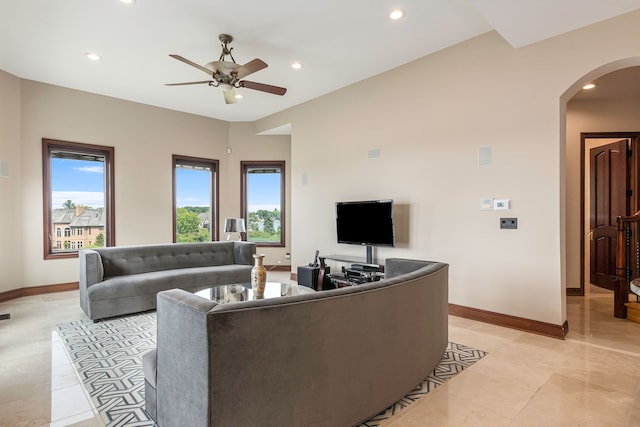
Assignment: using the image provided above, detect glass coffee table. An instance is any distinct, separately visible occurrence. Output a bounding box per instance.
[194,282,315,304]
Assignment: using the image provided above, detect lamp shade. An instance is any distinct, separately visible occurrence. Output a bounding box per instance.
[224,218,246,233]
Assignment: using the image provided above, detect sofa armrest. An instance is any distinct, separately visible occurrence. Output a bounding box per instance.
[78,249,103,317]
[233,241,256,265]
[79,249,104,287]
[155,289,217,427]
[384,258,437,279]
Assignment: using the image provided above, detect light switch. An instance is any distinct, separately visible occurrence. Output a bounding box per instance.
[480,198,493,210]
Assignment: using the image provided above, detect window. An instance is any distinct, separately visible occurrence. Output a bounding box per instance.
[43,139,115,259]
[173,155,219,243]
[241,161,285,247]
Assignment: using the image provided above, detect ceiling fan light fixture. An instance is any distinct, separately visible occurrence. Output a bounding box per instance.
[389,9,405,20]
[219,83,234,91]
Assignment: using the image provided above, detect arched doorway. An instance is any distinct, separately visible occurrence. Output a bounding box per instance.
[562,60,640,344]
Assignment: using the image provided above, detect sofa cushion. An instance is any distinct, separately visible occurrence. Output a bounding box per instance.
[87,265,252,301]
[98,242,238,278]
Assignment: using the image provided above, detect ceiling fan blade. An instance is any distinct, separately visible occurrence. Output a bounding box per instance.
[223,88,237,104]
[240,80,287,96]
[169,54,212,76]
[235,59,268,79]
[165,81,212,86]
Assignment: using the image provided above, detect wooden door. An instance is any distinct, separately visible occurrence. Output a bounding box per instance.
[590,139,629,289]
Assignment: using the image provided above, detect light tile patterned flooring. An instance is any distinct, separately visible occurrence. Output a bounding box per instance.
[2,276,640,426]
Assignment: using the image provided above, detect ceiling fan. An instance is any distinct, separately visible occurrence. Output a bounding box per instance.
[166,34,287,104]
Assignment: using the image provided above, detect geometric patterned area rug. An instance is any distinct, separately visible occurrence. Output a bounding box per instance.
[57,313,157,427]
[57,313,487,427]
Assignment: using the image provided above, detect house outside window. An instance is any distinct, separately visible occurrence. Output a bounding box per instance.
[43,139,115,260]
[241,161,285,247]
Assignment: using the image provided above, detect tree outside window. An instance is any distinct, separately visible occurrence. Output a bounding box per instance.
[241,161,285,247]
[173,155,219,243]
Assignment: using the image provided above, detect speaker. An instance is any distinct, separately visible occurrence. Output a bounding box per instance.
[297,265,319,290]
[0,160,8,178]
[478,146,491,166]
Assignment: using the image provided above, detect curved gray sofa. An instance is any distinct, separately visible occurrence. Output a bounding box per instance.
[143,258,448,427]
[78,241,256,320]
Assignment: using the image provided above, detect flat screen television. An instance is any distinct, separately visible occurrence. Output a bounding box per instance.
[336,200,395,255]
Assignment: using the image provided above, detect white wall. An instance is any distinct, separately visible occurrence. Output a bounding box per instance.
[0,80,292,291]
[256,11,640,325]
[226,122,292,267]
[18,80,230,287]
[0,70,22,293]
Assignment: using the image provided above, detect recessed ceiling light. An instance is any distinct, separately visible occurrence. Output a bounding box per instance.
[389,9,405,20]
[291,62,303,70]
[582,83,596,90]
[85,52,101,61]
[120,0,135,4]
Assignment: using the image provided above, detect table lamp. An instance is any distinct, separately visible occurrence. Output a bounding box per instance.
[224,218,246,241]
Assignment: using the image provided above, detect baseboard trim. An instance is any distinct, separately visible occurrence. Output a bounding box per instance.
[0,282,79,302]
[449,303,569,340]
[566,288,583,296]
[266,265,291,272]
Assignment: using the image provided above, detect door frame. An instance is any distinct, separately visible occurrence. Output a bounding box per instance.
[577,131,640,296]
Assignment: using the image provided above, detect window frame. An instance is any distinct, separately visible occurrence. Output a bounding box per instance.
[240,160,286,247]
[172,155,219,243]
[42,138,115,260]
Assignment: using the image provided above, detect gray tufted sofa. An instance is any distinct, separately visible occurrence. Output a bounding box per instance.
[78,241,256,320]
[142,258,448,427]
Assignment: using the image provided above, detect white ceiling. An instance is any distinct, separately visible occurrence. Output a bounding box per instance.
[2,0,640,123]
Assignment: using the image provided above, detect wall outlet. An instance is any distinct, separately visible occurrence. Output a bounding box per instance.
[500,218,518,229]
[285,253,291,259]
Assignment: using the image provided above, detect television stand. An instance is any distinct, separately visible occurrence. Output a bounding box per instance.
[323,254,383,287]
[323,254,381,270]
[365,244,373,264]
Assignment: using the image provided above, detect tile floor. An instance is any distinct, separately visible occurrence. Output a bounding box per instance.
[2,276,640,426]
